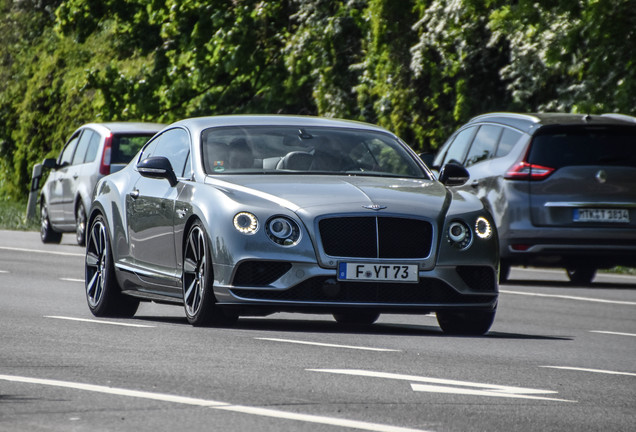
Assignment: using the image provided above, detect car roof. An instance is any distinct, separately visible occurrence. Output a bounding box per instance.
[82,122,166,134]
[467,112,636,135]
[168,115,394,135]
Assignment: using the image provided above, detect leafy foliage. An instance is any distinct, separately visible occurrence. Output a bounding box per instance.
[0,0,634,200]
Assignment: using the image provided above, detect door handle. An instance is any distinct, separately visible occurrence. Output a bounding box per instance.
[73,174,79,180]
[471,180,480,188]
[130,189,139,199]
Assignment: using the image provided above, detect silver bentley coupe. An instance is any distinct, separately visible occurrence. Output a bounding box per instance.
[85,115,499,334]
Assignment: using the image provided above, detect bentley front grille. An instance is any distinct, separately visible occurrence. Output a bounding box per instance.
[319,216,432,258]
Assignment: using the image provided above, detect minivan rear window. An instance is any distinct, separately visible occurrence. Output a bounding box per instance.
[529,126,636,169]
[112,134,156,164]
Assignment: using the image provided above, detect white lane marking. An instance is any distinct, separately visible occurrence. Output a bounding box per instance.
[590,330,636,337]
[500,289,636,306]
[256,337,400,352]
[0,374,432,432]
[0,246,84,257]
[409,384,572,402]
[0,270,8,273]
[45,316,154,328]
[541,366,636,377]
[60,278,84,283]
[309,369,575,403]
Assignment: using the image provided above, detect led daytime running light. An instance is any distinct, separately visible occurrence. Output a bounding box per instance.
[233,212,258,234]
[475,216,493,239]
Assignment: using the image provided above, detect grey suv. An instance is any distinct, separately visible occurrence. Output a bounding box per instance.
[40,122,164,245]
[432,113,636,284]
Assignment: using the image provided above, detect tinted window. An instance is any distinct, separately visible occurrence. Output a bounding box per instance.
[59,136,79,167]
[440,127,476,166]
[496,128,522,157]
[112,134,155,164]
[84,131,102,163]
[529,126,636,168]
[72,130,94,165]
[201,126,426,178]
[465,125,501,167]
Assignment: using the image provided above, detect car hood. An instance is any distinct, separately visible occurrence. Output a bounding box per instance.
[205,175,450,219]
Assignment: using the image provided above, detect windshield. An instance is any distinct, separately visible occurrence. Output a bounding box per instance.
[201,126,427,178]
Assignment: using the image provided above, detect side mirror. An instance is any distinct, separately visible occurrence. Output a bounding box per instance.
[137,156,178,187]
[42,158,58,169]
[438,163,469,186]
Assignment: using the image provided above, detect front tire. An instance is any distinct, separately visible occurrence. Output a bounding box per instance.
[566,267,596,285]
[436,309,496,335]
[333,311,380,325]
[85,215,139,317]
[182,222,237,326]
[40,203,62,244]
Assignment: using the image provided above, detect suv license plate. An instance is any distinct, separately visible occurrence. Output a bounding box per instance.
[338,263,419,283]
[573,208,630,223]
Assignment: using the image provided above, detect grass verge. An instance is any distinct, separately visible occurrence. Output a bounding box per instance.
[0,200,40,231]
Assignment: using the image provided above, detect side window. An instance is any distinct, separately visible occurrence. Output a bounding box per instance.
[72,129,94,165]
[495,128,522,157]
[440,126,476,166]
[59,135,80,167]
[464,125,501,167]
[139,136,159,162]
[150,128,191,177]
[84,131,102,163]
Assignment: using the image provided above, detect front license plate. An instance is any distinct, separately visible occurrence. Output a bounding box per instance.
[573,208,630,223]
[338,263,419,283]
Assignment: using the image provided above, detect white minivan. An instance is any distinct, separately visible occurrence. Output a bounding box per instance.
[40,122,164,245]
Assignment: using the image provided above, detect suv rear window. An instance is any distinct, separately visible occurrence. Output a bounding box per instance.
[529,126,636,169]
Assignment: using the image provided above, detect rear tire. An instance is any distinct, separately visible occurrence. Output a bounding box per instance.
[333,311,380,325]
[40,203,62,244]
[85,215,139,317]
[436,309,496,335]
[566,267,596,285]
[498,260,511,284]
[75,201,87,246]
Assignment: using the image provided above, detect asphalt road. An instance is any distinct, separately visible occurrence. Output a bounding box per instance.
[1,229,635,432]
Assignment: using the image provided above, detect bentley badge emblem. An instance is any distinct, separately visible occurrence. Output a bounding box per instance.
[363,204,387,211]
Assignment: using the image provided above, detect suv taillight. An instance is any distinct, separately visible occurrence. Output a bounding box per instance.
[504,161,554,180]
[99,133,113,175]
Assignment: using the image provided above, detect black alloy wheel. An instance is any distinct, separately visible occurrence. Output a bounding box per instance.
[182,222,237,326]
[85,215,139,317]
[40,203,62,244]
[75,201,87,246]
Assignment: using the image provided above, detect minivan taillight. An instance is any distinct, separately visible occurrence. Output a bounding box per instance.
[505,161,554,180]
[99,133,113,175]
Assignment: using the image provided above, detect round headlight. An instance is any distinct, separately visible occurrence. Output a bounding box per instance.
[475,216,493,239]
[447,220,472,249]
[266,216,301,246]
[233,212,258,234]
